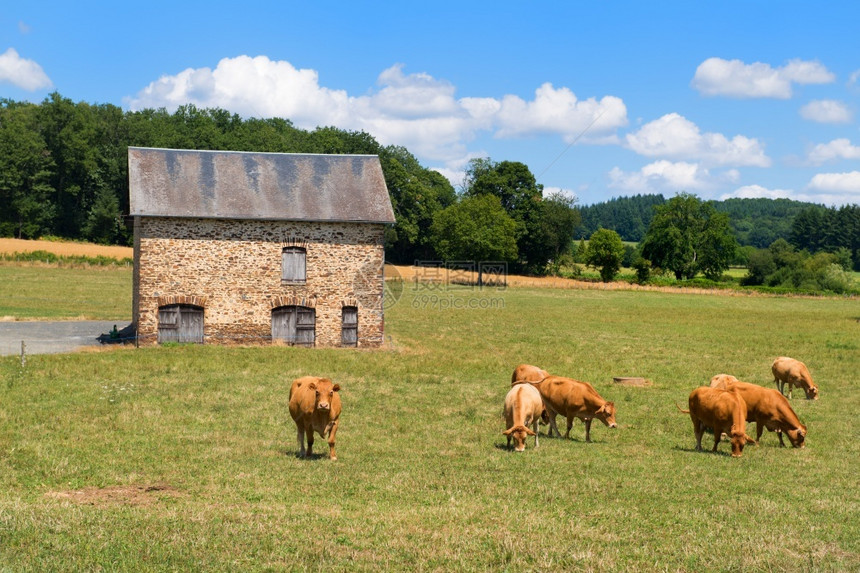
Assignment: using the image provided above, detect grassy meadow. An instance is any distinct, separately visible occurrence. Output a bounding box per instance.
[1,264,859,571]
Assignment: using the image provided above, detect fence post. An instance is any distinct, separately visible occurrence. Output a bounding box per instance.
[20,341,26,368]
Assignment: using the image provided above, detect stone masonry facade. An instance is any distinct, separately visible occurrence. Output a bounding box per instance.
[133,217,387,347]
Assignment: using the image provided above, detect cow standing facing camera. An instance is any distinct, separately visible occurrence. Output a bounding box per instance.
[503,382,544,452]
[289,376,341,460]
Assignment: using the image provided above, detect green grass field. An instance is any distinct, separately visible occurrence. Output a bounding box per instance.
[1,265,858,571]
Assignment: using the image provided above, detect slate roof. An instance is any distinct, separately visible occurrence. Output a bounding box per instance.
[128,147,395,224]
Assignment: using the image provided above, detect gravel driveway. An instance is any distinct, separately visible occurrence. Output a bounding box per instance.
[0,321,131,357]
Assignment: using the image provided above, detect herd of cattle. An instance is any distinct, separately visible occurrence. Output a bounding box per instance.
[287,357,817,460]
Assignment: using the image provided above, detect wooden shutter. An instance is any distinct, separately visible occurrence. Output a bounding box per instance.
[282,247,306,282]
[295,307,315,346]
[342,306,358,346]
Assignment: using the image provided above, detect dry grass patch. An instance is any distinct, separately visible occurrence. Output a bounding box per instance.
[0,238,132,259]
[44,484,182,507]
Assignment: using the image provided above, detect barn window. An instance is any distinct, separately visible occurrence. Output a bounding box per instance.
[342,306,358,347]
[282,247,306,283]
[158,304,204,344]
[272,305,315,346]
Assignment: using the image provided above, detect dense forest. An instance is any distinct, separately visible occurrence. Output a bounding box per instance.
[2,93,858,274]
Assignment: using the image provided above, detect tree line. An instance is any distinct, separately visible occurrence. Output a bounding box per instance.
[578,194,860,271]
[2,93,857,281]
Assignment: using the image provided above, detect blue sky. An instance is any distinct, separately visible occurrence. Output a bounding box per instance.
[2,1,859,206]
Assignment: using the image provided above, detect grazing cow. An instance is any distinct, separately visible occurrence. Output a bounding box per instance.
[710,376,807,448]
[677,386,755,457]
[533,376,617,442]
[503,382,544,452]
[288,376,341,460]
[511,364,549,385]
[772,357,819,400]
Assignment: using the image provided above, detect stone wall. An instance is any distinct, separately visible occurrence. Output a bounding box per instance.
[133,217,387,347]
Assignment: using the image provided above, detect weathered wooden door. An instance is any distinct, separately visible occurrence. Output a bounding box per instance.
[272,306,315,346]
[342,306,358,346]
[158,304,204,343]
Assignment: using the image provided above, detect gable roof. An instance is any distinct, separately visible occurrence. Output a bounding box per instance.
[128,147,395,224]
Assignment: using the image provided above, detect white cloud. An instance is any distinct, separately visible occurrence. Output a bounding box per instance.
[126,56,629,173]
[0,48,52,91]
[691,57,834,99]
[625,113,770,167]
[127,55,352,128]
[799,100,853,124]
[807,139,860,165]
[803,171,860,205]
[493,83,627,142]
[608,160,714,193]
[720,184,793,201]
[808,171,860,193]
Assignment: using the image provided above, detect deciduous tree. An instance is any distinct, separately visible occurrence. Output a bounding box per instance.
[585,228,625,282]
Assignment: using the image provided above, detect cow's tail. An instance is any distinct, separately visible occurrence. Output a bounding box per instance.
[674,402,690,414]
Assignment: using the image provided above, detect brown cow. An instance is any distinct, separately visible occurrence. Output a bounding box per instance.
[710,375,807,448]
[511,364,549,385]
[532,376,617,442]
[677,386,755,457]
[772,357,819,400]
[288,376,341,460]
[503,382,544,451]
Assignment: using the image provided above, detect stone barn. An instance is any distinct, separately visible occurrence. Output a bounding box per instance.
[128,147,395,347]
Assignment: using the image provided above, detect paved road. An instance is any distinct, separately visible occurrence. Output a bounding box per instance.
[0,321,132,357]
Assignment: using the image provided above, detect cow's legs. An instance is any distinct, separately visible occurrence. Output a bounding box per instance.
[546,410,561,437]
[712,429,721,452]
[777,430,786,447]
[584,418,593,443]
[532,419,539,449]
[306,428,315,457]
[564,415,574,439]
[327,420,339,460]
[756,422,764,444]
[693,419,704,451]
[296,425,306,457]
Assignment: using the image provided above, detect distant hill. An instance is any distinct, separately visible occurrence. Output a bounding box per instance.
[576,194,825,247]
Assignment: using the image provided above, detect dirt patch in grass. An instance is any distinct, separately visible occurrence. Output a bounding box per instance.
[45,484,182,507]
[0,238,132,259]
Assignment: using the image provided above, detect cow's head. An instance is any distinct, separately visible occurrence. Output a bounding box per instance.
[309,378,340,411]
[502,424,536,452]
[785,424,807,448]
[730,426,755,457]
[596,402,617,428]
[805,385,819,400]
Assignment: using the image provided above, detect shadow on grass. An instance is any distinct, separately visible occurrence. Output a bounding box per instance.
[671,445,735,457]
[280,448,332,461]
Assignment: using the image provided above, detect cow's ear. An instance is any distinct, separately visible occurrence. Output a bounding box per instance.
[332,384,341,392]
[308,382,317,391]
[798,427,806,438]
[502,427,514,436]
[525,427,536,436]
